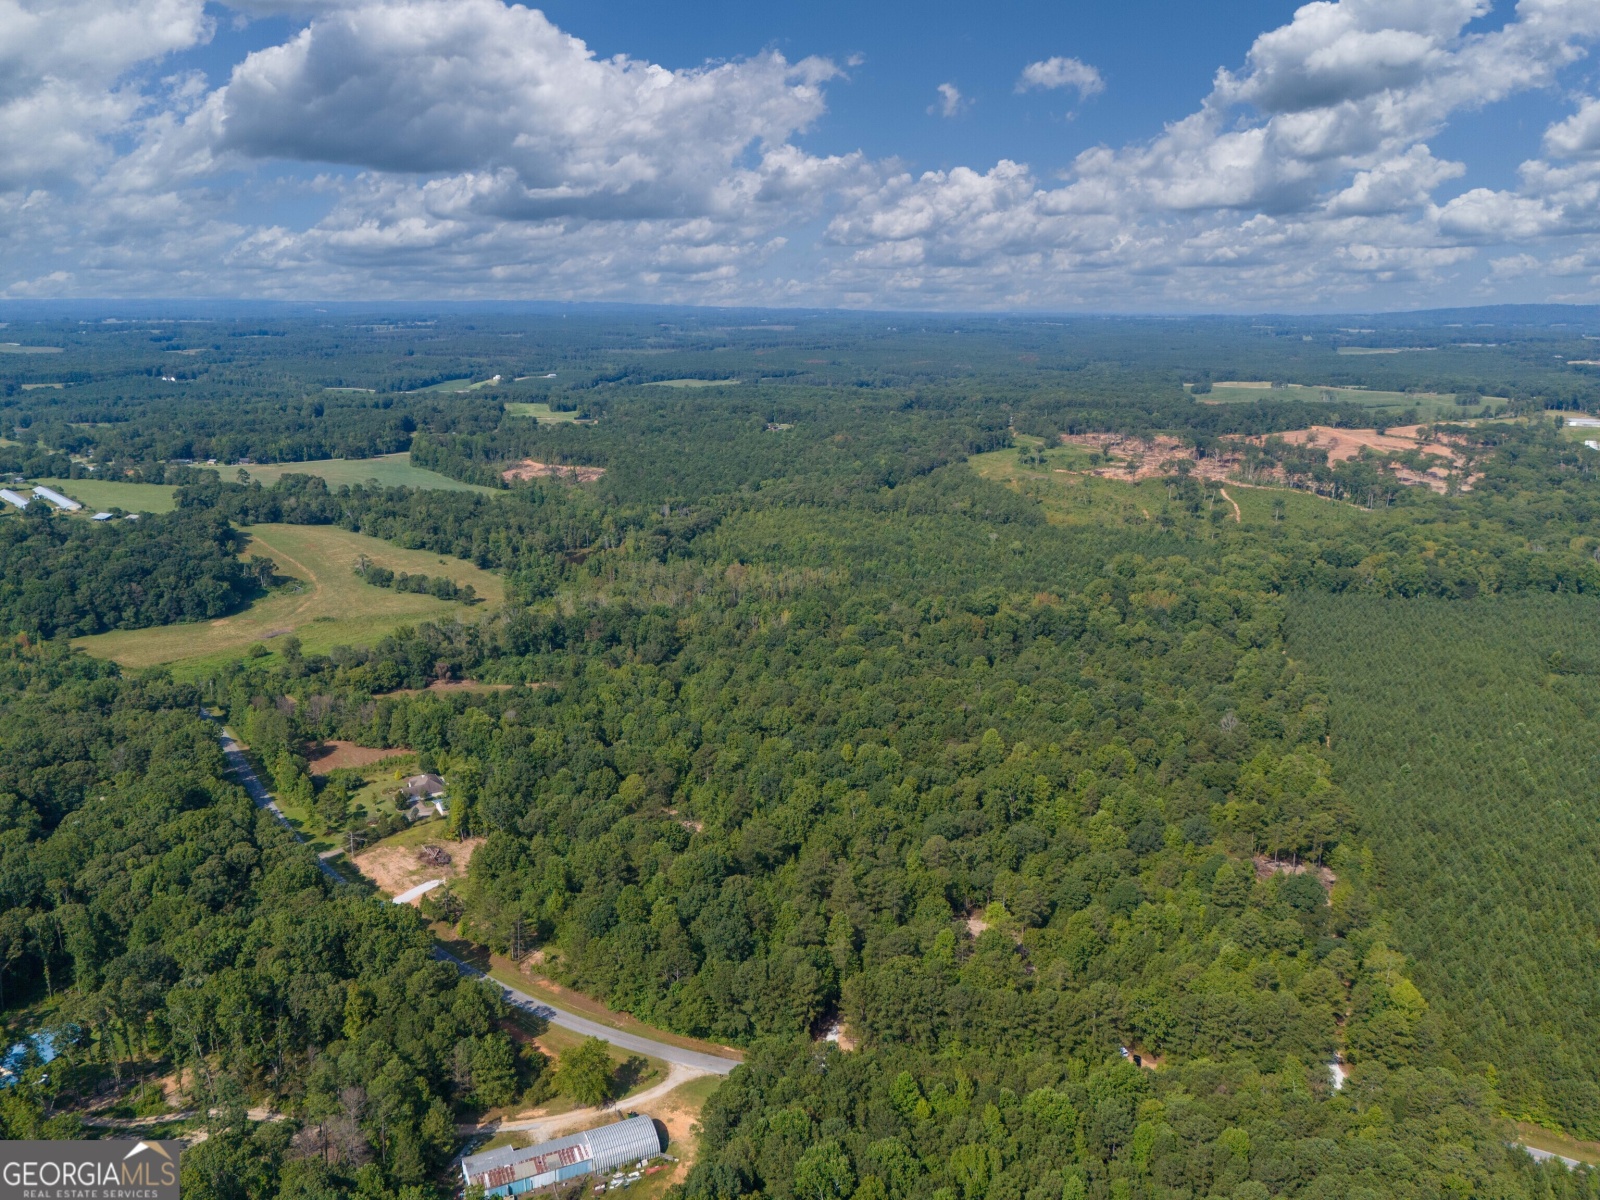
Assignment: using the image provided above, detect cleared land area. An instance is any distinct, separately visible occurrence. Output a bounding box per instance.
[28,477,177,513]
[239,452,498,493]
[405,377,499,393]
[354,825,482,899]
[642,378,740,387]
[73,522,505,673]
[502,459,605,483]
[0,343,63,353]
[1196,380,1485,419]
[504,402,581,423]
[306,739,412,773]
[969,441,1367,535]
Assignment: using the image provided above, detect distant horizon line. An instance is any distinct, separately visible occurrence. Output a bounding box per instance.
[1,298,1599,323]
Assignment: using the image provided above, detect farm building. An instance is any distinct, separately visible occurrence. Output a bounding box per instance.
[32,486,81,511]
[0,489,27,509]
[460,1114,662,1196]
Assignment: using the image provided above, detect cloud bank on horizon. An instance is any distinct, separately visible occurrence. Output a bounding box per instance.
[3,0,1600,309]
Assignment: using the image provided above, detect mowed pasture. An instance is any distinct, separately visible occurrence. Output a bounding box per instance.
[238,452,498,493]
[27,477,178,513]
[405,377,496,393]
[504,402,581,423]
[1195,381,1489,420]
[74,522,505,674]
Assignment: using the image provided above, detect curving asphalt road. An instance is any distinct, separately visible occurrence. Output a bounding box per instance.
[431,943,739,1075]
[210,716,740,1077]
[214,720,346,884]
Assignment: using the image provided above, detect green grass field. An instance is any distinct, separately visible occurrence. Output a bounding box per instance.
[504,402,581,423]
[74,522,506,674]
[1550,412,1600,444]
[969,444,1367,535]
[238,453,498,493]
[405,377,497,393]
[270,758,420,851]
[0,343,63,354]
[1194,381,1486,420]
[643,378,741,388]
[27,477,178,513]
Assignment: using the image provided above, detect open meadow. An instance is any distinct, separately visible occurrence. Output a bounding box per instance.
[1195,380,1489,420]
[73,521,504,673]
[968,440,1369,535]
[238,452,499,492]
[504,401,582,423]
[27,476,178,512]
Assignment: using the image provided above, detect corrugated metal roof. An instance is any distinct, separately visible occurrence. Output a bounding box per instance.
[32,486,81,511]
[587,1116,662,1173]
[461,1116,661,1188]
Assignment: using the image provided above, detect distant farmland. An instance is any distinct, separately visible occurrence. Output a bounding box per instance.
[239,453,498,493]
[75,522,505,675]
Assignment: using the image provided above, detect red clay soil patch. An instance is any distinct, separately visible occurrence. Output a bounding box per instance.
[307,740,411,773]
[502,459,606,483]
[354,836,482,897]
[1059,425,1476,496]
[1059,433,1238,483]
[1266,425,1472,493]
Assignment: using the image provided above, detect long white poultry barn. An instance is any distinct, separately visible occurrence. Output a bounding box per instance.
[32,486,81,511]
[460,1114,662,1196]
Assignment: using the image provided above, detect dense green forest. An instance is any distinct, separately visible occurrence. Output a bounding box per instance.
[4,306,1600,1200]
[0,507,271,638]
[0,645,550,1197]
[1289,594,1600,1136]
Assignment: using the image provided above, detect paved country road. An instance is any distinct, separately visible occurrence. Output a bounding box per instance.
[432,944,740,1076]
[214,720,346,884]
[210,717,741,1077]
[1523,1145,1589,1169]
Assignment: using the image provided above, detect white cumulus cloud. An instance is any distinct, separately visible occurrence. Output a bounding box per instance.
[931,82,967,118]
[1016,57,1104,98]
[2,0,1600,306]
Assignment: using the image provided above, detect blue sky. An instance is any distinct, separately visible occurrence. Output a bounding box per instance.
[4,0,1600,310]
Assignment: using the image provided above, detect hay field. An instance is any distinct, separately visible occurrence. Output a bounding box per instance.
[238,453,498,493]
[504,402,581,423]
[74,522,505,673]
[28,478,178,513]
[1196,381,1484,420]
